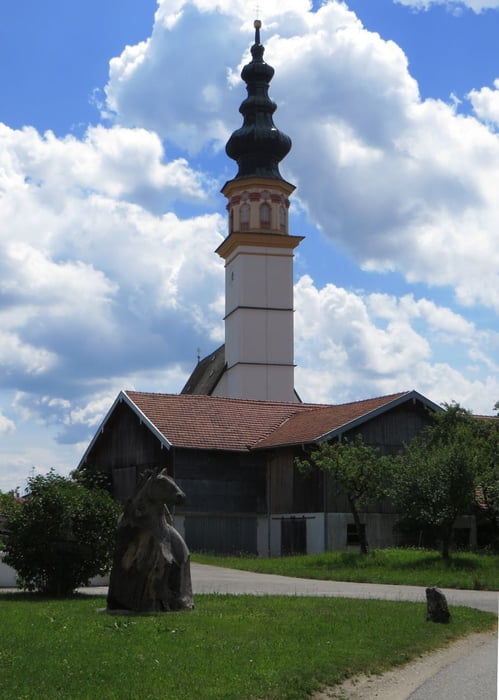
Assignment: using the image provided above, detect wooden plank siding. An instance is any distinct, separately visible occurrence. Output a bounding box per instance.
[184,515,258,554]
[269,448,323,514]
[83,401,172,500]
[343,400,431,455]
[174,449,267,515]
[326,401,432,514]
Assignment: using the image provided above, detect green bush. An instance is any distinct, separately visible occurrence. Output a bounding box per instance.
[3,471,121,595]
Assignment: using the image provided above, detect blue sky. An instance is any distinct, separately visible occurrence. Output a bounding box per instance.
[1,0,498,492]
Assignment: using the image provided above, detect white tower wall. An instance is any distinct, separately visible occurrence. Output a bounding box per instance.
[214,177,302,403]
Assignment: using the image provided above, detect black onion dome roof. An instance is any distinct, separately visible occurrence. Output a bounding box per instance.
[225,20,291,181]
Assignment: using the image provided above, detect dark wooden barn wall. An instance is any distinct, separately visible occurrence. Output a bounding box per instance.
[269,449,293,513]
[346,401,431,455]
[269,448,323,514]
[174,449,266,555]
[84,401,172,500]
[327,401,434,512]
[184,515,257,555]
[174,449,267,515]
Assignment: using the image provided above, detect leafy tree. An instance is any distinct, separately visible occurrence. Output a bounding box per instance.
[391,403,477,559]
[296,435,390,554]
[474,415,499,549]
[3,471,120,595]
[71,466,113,494]
[0,490,21,550]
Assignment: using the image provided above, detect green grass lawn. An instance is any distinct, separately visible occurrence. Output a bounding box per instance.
[193,548,499,590]
[0,592,495,700]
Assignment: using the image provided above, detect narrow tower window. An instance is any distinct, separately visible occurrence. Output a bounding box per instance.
[260,202,271,229]
[240,202,250,231]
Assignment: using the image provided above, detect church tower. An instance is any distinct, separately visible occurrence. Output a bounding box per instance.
[212,20,303,402]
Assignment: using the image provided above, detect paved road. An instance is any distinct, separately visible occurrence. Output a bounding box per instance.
[190,563,499,613]
[78,564,499,699]
[408,632,498,700]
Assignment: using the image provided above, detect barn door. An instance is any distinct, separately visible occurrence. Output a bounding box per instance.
[281,518,307,555]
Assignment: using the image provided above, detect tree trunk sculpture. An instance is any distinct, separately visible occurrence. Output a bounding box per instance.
[107,469,194,612]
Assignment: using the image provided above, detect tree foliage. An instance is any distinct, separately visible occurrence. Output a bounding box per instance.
[474,414,499,549]
[0,490,21,550]
[3,471,121,595]
[391,403,478,559]
[71,466,113,494]
[296,435,389,554]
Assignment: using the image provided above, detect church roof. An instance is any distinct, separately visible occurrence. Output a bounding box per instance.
[180,345,226,396]
[79,390,441,467]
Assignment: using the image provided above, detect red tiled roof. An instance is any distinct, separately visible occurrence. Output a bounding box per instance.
[124,390,412,452]
[254,393,410,448]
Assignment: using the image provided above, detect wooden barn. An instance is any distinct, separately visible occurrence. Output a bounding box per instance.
[76,388,475,556]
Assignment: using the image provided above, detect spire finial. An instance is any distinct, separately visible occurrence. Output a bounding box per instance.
[254,18,261,45]
[225,16,292,181]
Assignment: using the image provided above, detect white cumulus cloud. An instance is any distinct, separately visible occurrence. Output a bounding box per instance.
[294,275,499,413]
[468,79,499,125]
[104,0,499,313]
[0,117,225,443]
[0,413,15,436]
[393,0,499,12]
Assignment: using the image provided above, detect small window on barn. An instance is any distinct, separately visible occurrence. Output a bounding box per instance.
[346,523,365,546]
[240,202,250,231]
[260,202,271,229]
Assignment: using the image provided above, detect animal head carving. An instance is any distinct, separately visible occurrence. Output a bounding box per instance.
[143,469,186,507]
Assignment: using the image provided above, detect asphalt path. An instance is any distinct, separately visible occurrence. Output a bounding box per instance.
[190,563,499,614]
[80,563,498,699]
[407,633,498,700]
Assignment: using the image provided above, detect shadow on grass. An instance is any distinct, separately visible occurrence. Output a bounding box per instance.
[308,550,483,572]
[0,590,107,604]
[393,555,481,572]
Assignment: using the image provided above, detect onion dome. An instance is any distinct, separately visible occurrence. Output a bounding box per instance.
[226,20,292,180]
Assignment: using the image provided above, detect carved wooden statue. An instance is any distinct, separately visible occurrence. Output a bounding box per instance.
[107,469,194,612]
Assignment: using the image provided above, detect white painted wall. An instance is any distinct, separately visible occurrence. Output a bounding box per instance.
[0,552,109,588]
[0,553,17,587]
[257,512,477,557]
[265,513,326,557]
[326,513,403,550]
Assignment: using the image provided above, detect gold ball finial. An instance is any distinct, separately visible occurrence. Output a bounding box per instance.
[254,19,261,29]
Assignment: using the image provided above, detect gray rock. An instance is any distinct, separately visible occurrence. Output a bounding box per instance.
[426,586,450,623]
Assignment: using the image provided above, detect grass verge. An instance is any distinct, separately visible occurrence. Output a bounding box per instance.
[193,548,499,590]
[0,592,495,700]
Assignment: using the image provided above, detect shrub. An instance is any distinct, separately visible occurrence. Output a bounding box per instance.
[3,471,121,595]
